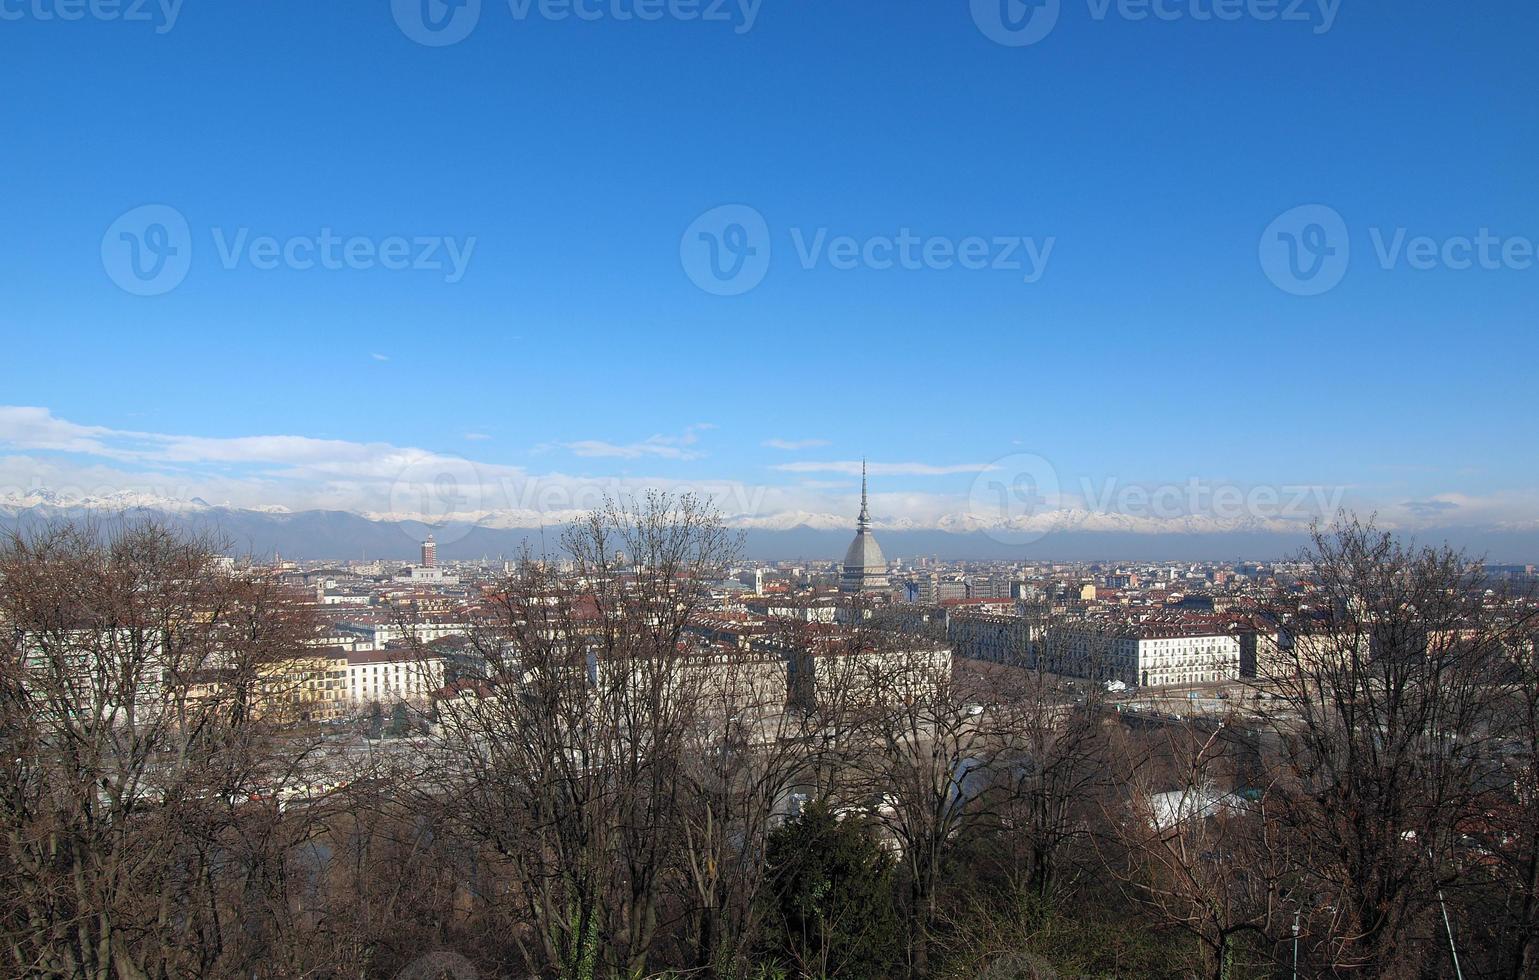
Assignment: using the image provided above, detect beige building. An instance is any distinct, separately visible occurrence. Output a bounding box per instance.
[946,612,1038,666]
[592,646,791,716]
[788,640,953,709]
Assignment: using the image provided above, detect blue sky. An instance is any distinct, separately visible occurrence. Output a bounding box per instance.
[1,0,1536,538]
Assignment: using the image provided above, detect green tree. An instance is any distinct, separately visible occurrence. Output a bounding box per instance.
[386,701,411,738]
[759,801,903,979]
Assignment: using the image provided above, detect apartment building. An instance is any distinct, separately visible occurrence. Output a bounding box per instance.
[344,649,448,707]
[255,649,351,722]
[1043,621,1242,688]
[946,611,1037,665]
[1134,628,1242,688]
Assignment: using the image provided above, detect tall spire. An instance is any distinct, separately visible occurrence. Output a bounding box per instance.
[857,458,870,529]
[841,457,888,595]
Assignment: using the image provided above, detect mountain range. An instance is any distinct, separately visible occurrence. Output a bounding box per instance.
[3,490,1536,563]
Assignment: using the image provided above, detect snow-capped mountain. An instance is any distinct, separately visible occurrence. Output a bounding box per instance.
[3,487,1532,562]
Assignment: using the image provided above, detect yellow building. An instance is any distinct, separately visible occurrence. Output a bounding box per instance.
[256,647,352,722]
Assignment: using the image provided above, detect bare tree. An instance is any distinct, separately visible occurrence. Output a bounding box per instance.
[1475,610,1539,979]
[852,643,1006,978]
[1256,516,1535,975]
[1108,719,1290,980]
[0,519,318,979]
[420,492,738,978]
[1001,659,1109,904]
[673,650,812,976]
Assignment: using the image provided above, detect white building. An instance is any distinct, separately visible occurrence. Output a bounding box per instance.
[335,621,470,650]
[344,650,447,707]
[1135,630,1241,688]
[393,565,459,586]
[1044,623,1241,688]
[320,592,373,606]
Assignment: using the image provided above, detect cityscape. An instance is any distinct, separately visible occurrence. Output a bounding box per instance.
[5,478,1537,978]
[4,1,1538,979]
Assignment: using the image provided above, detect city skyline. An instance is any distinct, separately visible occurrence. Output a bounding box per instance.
[7,3,1539,976]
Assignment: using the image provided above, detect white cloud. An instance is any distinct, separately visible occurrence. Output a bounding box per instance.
[1379,491,1539,530]
[371,353,390,362]
[558,424,714,461]
[763,438,830,451]
[564,439,699,460]
[0,406,116,455]
[773,459,996,477]
[3,407,1534,536]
